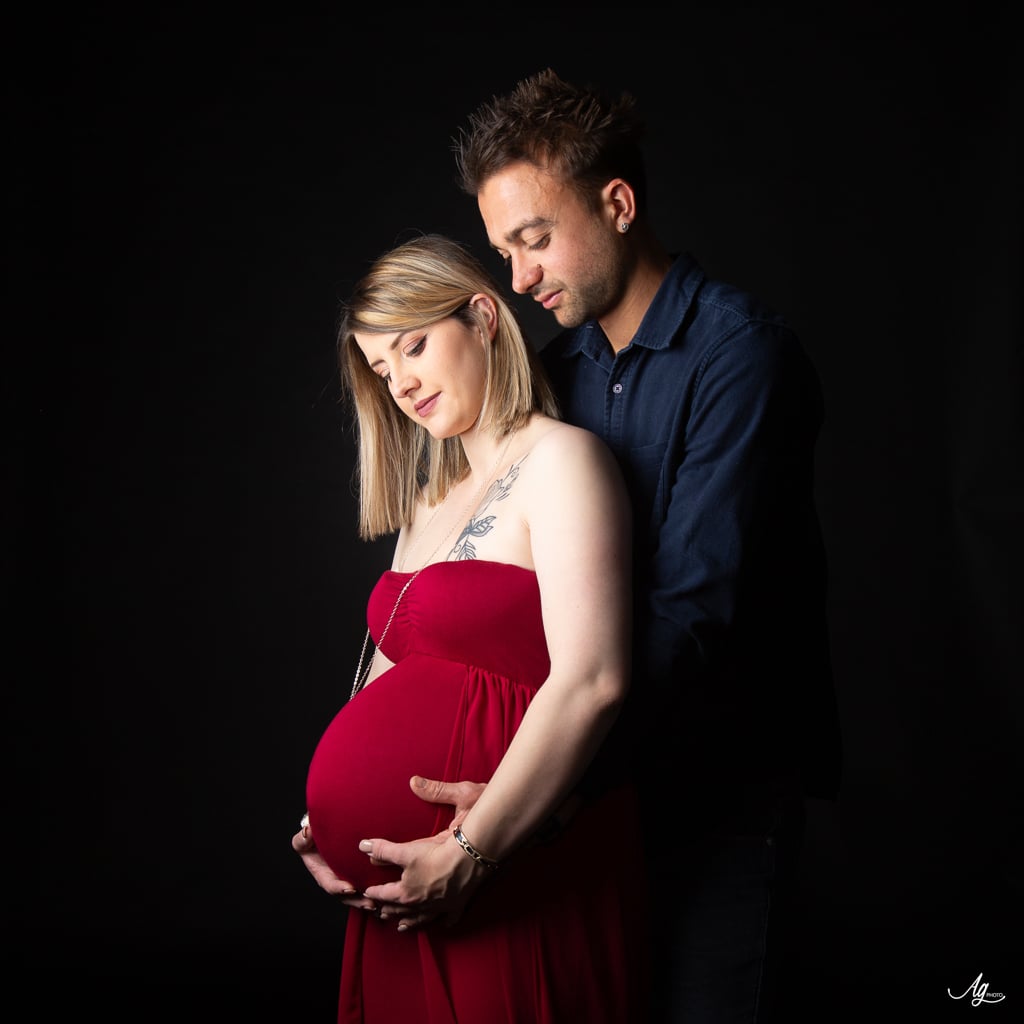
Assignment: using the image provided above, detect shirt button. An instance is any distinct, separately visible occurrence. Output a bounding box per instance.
[612,383,623,394]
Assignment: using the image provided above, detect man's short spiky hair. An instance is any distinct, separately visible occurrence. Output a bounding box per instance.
[453,68,648,213]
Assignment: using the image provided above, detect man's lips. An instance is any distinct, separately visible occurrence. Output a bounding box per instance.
[414,393,440,416]
[535,289,562,309]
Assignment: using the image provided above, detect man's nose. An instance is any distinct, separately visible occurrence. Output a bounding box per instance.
[511,254,542,295]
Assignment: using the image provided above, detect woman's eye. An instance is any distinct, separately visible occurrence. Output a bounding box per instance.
[406,338,426,357]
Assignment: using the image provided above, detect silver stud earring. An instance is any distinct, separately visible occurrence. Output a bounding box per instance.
[619,222,630,233]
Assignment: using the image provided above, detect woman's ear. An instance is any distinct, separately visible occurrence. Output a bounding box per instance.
[468,293,499,340]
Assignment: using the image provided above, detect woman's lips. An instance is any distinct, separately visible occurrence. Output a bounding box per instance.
[415,393,440,416]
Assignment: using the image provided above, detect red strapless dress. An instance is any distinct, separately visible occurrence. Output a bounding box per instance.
[305,560,648,1024]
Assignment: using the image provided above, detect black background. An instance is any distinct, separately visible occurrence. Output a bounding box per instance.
[11,6,1022,1021]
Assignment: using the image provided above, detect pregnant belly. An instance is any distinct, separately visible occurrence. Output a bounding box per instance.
[305,655,467,891]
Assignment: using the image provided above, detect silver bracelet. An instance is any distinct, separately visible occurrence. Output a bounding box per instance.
[452,825,499,870]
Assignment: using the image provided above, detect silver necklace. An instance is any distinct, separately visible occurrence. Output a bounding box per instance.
[350,433,515,699]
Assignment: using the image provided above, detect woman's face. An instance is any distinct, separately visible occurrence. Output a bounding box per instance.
[355,313,489,440]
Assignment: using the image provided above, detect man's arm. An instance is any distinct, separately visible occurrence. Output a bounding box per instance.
[642,322,826,710]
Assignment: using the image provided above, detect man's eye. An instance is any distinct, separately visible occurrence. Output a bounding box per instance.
[527,235,549,251]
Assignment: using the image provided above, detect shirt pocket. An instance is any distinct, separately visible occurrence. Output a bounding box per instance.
[621,441,668,531]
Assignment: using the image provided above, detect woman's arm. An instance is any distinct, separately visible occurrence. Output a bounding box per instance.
[454,424,632,854]
[359,425,632,926]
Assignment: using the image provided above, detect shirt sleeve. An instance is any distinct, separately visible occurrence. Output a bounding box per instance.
[639,319,826,701]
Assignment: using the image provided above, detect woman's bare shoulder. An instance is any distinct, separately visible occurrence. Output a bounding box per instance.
[523,415,607,456]
[523,417,616,473]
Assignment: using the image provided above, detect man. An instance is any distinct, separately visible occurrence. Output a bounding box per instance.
[453,69,843,1023]
[296,69,842,1023]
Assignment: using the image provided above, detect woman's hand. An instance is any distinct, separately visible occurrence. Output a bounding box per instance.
[359,827,489,931]
[292,826,379,913]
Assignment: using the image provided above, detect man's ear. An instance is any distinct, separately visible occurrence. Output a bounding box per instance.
[603,178,637,232]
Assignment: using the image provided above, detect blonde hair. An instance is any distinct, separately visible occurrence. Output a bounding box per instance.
[339,234,559,540]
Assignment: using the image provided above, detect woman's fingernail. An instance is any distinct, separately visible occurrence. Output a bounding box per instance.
[359,840,372,853]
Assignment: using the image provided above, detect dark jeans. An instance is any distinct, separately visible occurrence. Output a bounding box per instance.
[645,787,806,1024]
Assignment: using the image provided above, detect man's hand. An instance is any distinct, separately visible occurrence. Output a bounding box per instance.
[408,775,486,828]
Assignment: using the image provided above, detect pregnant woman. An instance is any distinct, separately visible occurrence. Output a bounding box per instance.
[294,235,648,1023]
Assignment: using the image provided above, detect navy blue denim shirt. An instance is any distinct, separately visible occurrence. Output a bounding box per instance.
[541,253,841,798]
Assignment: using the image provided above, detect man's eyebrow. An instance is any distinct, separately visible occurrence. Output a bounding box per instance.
[498,216,554,246]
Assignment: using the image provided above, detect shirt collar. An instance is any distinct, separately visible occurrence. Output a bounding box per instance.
[550,252,705,358]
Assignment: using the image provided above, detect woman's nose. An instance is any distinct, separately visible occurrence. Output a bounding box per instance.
[390,366,418,398]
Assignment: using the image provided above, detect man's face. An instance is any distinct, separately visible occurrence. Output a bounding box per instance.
[477,161,626,329]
